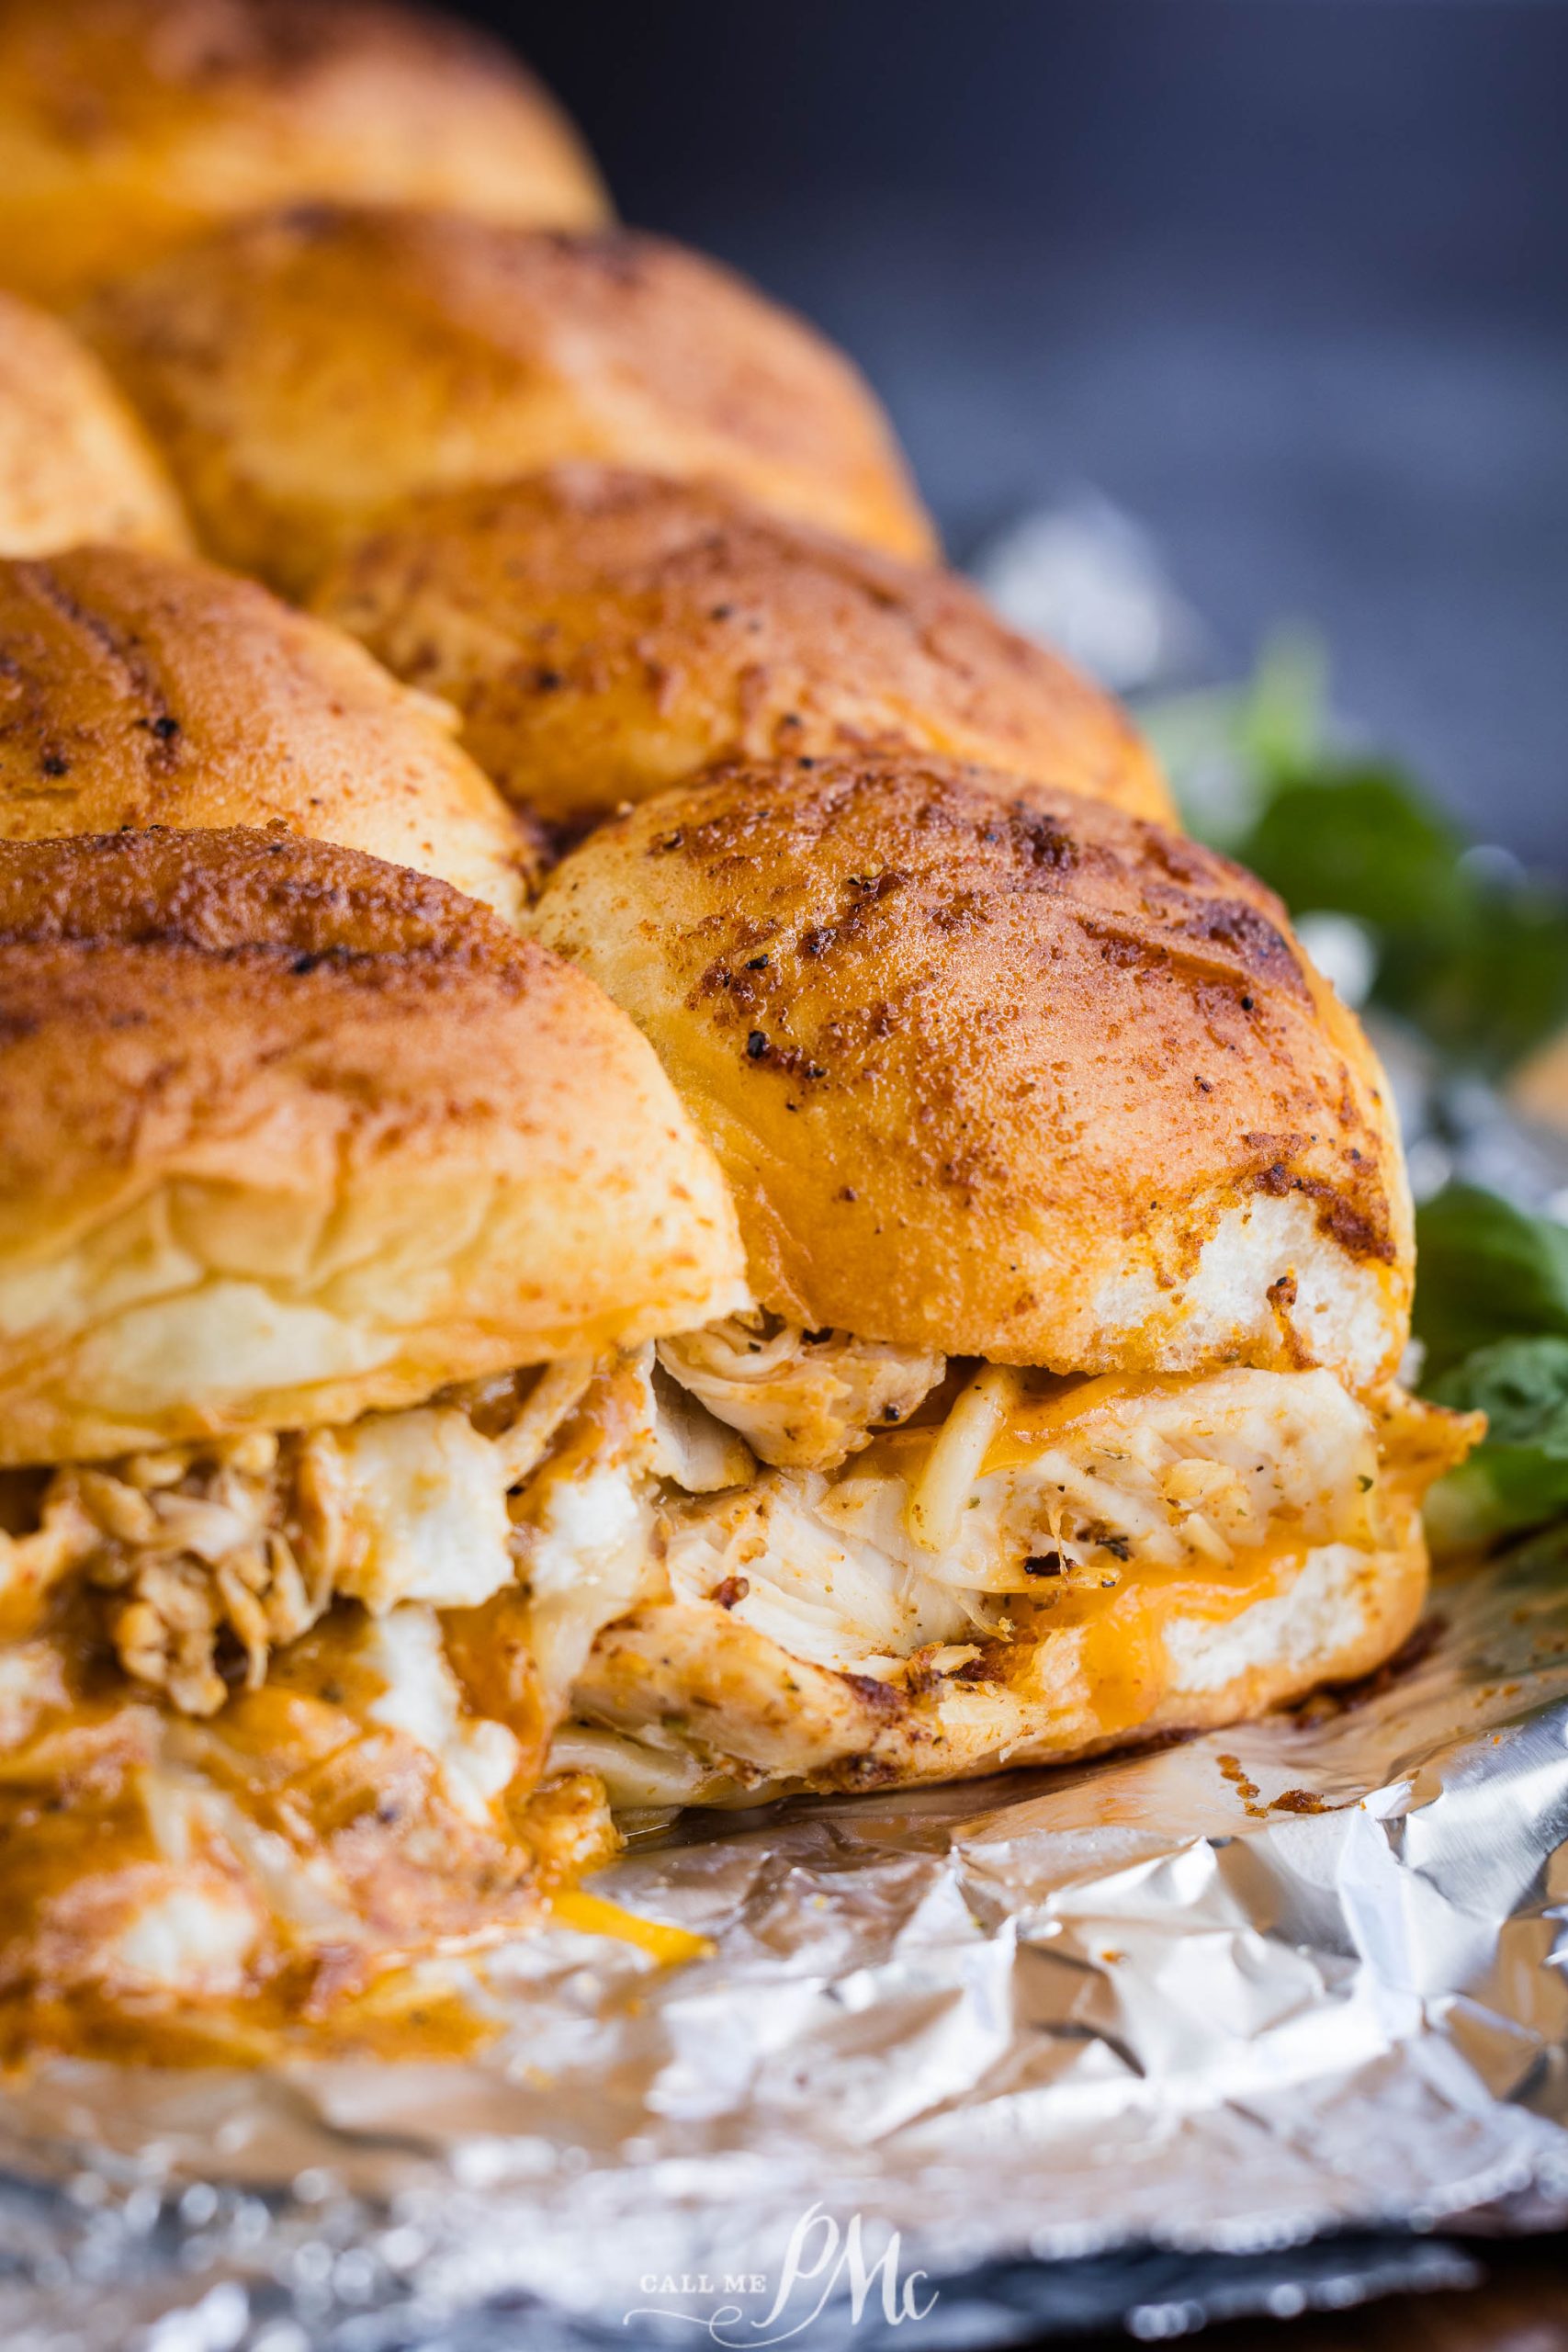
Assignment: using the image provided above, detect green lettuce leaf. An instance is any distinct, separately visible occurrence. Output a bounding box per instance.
[1425,1335,1568,1548]
[1412,1186,1568,1546]
[1413,1183,1568,1381]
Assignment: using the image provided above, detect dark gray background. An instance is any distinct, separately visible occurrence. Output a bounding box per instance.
[469,0,1568,865]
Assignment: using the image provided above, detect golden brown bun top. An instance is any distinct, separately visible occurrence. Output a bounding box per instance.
[315,464,1172,837]
[0,827,745,1464]
[0,542,537,914]
[0,289,190,557]
[533,757,1412,1390]
[82,208,936,596]
[0,0,605,305]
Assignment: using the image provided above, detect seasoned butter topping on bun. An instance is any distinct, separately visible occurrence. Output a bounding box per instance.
[0,544,536,914]
[315,464,1172,838]
[0,0,605,305]
[533,755,1411,1388]
[82,209,935,595]
[0,827,744,1464]
[0,292,190,558]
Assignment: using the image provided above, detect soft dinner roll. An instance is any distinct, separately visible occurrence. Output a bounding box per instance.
[0,825,743,2053]
[82,208,935,595]
[0,542,537,913]
[0,827,744,1464]
[315,465,1173,838]
[533,754,1411,1387]
[523,754,1474,1804]
[0,0,604,307]
[0,290,189,556]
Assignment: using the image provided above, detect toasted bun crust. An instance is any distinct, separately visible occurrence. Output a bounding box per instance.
[314,465,1171,836]
[82,209,936,595]
[573,1517,1430,1802]
[533,757,1412,1388]
[0,0,604,306]
[0,292,189,558]
[0,544,536,915]
[0,828,745,1464]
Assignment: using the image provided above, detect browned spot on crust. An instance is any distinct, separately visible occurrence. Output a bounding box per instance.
[0,822,529,985]
[1178,898,1310,1000]
[8,560,182,772]
[1003,807,1078,873]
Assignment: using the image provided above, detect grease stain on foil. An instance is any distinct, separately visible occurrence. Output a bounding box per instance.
[3,1538,1568,2346]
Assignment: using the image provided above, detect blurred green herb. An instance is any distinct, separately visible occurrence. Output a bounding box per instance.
[1413,1183,1568,1381]
[1425,1337,1568,1552]
[1414,1184,1568,1549]
[1142,633,1568,1072]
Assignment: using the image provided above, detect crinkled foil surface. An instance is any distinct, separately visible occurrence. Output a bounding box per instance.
[3,1531,1568,2349]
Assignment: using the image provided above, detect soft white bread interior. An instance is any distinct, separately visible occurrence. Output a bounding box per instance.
[0,827,745,1464]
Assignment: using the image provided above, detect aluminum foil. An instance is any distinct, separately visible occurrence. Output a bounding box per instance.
[4,1528,1568,2350]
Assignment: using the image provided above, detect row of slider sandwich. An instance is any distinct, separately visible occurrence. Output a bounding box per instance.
[0,0,1478,2060]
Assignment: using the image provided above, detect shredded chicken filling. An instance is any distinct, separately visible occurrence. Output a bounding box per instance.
[658,1312,945,1469]
[0,1359,608,1718]
[0,1317,1440,1750]
[649,1363,1392,1674]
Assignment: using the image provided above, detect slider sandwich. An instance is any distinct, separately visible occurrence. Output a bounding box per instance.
[81,206,935,596]
[0,542,536,915]
[0,291,190,559]
[0,828,743,2056]
[314,463,1175,841]
[0,0,605,307]
[531,756,1480,1804]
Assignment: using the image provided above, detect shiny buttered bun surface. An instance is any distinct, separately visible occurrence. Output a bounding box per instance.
[0,543,536,914]
[0,0,605,306]
[0,290,189,556]
[83,209,935,596]
[316,465,1172,836]
[0,828,744,1465]
[533,756,1412,1389]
